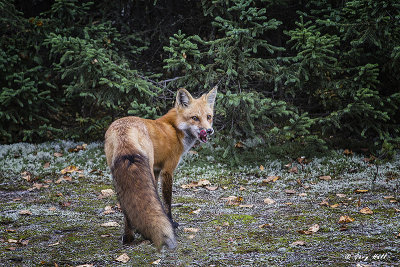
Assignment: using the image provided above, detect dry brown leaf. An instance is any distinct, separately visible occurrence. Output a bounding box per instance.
[151,259,161,265]
[359,207,373,214]
[239,186,246,191]
[54,152,63,157]
[60,165,78,174]
[383,196,394,199]
[308,224,320,233]
[319,175,331,181]
[290,240,306,247]
[262,176,280,184]
[336,193,346,198]
[103,206,115,215]
[330,203,340,208]
[19,210,32,215]
[43,162,50,169]
[299,193,307,197]
[48,206,57,211]
[284,202,293,206]
[259,165,264,171]
[48,242,60,247]
[235,142,244,148]
[263,198,275,205]
[8,239,18,243]
[190,208,201,215]
[76,265,94,267]
[100,189,115,197]
[21,171,31,182]
[285,189,296,194]
[223,196,243,206]
[186,234,195,240]
[115,253,130,263]
[319,199,329,206]
[101,221,120,227]
[184,227,199,233]
[258,223,272,228]
[288,166,298,174]
[354,189,369,193]
[239,204,254,208]
[343,149,353,155]
[338,215,355,223]
[206,186,218,191]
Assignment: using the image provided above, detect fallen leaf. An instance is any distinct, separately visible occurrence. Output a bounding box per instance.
[290,240,306,247]
[184,227,199,233]
[299,193,307,197]
[151,259,161,265]
[288,166,298,174]
[354,189,368,193]
[239,186,246,191]
[20,240,29,246]
[206,186,218,191]
[308,224,320,233]
[100,189,115,198]
[319,175,331,181]
[336,193,346,198]
[6,247,16,251]
[223,196,243,206]
[330,203,340,208]
[262,176,280,184]
[61,202,71,207]
[13,198,22,202]
[19,210,32,215]
[101,221,120,227]
[186,234,195,240]
[319,199,329,206]
[259,165,265,171]
[394,208,400,212]
[343,149,353,155]
[190,208,201,215]
[239,204,254,208]
[222,222,230,227]
[43,162,50,169]
[383,196,394,199]
[360,207,373,214]
[115,253,130,263]
[48,242,60,247]
[103,206,115,215]
[21,171,32,181]
[48,206,57,211]
[284,189,296,194]
[76,265,94,267]
[263,198,275,205]
[54,152,63,157]
[8,239,18,243]
[338,215,355,223]
[284,202,293,205]
[197,179,211,186]
[235,142,244,148]
[60,165,78,174]
[390,199,398,203]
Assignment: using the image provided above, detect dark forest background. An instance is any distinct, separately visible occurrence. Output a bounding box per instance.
[1,0,399,160]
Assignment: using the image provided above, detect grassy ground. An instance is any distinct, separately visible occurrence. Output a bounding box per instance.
[0,141,399,266]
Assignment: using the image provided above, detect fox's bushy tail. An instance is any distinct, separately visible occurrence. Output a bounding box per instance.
[111,152,176,250]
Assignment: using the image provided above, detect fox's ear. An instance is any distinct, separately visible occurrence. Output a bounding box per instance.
[175,88,193,108]
[206,86,218,108]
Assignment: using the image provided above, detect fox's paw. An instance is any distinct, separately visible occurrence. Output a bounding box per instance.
[122,234,134,245]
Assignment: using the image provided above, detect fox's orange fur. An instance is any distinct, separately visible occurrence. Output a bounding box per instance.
[104,87,217,250]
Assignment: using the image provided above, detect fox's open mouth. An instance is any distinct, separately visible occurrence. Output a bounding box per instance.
[199,129,208,143]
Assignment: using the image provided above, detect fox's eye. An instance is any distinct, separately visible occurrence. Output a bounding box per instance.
[191,116,200,122]
[207,115,212,121]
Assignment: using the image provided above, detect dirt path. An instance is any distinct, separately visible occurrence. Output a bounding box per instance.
[0,141,399,266]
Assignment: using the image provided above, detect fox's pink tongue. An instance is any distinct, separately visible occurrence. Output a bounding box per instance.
[199,129,207,142]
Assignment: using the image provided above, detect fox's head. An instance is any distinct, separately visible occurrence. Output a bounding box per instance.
[175,86,217,143]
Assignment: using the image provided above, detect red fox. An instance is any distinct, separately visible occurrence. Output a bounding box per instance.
[104,86,217,250]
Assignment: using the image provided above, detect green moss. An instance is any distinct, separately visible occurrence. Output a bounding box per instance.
[209,214,256,225]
